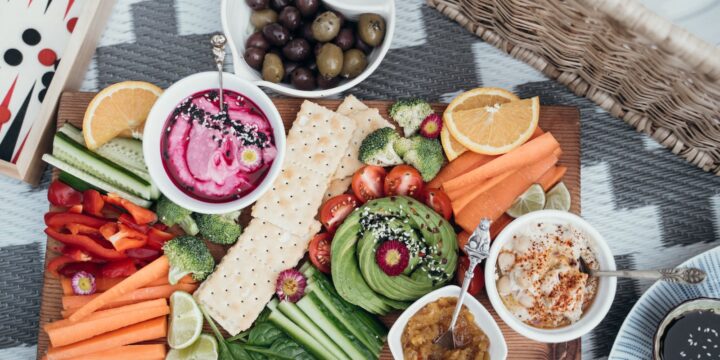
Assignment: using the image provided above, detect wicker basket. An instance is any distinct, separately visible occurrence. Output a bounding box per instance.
[428,0,720,175]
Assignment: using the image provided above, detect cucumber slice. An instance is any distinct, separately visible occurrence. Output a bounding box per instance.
[297,293,374,360]
[52,132,156,200]
[277,301,350,360]
[58,171,102,193]
[267,301,333,360]
[43,154,152,208]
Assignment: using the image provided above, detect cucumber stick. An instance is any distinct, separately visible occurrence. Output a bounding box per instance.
[58,171,102,193]
[43,154,152,208]
[267,302,333,360]
[297,293,374,359]
[276,301,350,360]
[52,132,156,200]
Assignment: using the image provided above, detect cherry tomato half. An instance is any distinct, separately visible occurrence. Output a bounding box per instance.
[384,165,424,199]
[351,165,386,203]
[319,194,359,233]
[423,188,453,220]
[456,255,485,296]
[308,233,332,274]
[48,180,83,207]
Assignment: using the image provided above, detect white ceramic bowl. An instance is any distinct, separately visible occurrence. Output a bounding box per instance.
[221,0,395,98]
[143,71,285,214]
[484,210,617,343]
[388,285,508,360]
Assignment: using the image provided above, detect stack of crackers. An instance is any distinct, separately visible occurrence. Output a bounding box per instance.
[195,96,393,335]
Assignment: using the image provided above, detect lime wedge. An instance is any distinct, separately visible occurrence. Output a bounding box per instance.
[545,182,571,211]
[168,291,203,350]
[506,184,546,218]
[167,334,218,360]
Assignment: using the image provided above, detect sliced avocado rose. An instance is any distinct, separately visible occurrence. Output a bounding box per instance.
[331,196,458,314]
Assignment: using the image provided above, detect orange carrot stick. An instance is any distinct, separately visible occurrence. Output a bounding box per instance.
[47,305,169,347]
[538,166,567,191]
[95,274,194,293]
[68,256,169,322]
[46,299,167,331]
[449,171,514,213]
[60,277,73,296]
[455,154,558,233]
[62,283,196,313]
[70,344,166,360]
[442,132,560,195]
[46,317,167,360]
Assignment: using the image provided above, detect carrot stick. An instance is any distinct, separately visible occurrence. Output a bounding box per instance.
[68,256,169,322]
[46,317,167,360]
[46,299,167,331]
[442,132,560,195]
[538,166,567,191]
[60,277,73,296]
[449,171,514,213]
[455,154,559,233]
[95,274,194,293]
[70,344,166,360]
[62,283,196,313]
[47,305,169,347]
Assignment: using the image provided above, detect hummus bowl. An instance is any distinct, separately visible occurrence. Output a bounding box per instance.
[144,72,285,214]
[485,210,616,343]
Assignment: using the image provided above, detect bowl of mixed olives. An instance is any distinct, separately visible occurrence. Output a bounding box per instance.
[222,0,395,97]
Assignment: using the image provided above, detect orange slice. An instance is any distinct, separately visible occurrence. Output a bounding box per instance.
[444,89,538,155]
[441,88,519,160]
[83,81,163,150]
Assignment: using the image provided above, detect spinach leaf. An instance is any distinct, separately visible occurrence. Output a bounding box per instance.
[269,337,315,360]
[248,322,285,347]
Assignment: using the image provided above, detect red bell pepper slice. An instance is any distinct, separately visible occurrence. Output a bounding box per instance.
[61,246,94,262]
[46,256,75,277]
[99,222,148,252]
[83,189,105,217]
[105,193,157,225]
[66,223,101,236]
[45,227,127,260]
[48,180,83,207]
[101,259,137,278]
[45,212,107,229]
[125,246,162,264]
[58,262,101,278]
[68,204,83,214]
[118,213,150,234]
[153,223,169,231]
[146,227,175,250]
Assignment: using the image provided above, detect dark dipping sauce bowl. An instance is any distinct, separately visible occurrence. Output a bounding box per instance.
[654,298,720,360]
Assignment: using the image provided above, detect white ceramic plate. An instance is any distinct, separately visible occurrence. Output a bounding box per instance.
[609,246,720,359]
[221,0,395,98]
[387,285,508,360]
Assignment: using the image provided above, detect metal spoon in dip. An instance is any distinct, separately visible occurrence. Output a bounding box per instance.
[578,257,706,284]
[435,218,492,350]
[210,34,227,112]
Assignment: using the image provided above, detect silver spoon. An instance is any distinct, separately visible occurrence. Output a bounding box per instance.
[578,257,706,284]
[210,34,227,112]
[434,218,492,350]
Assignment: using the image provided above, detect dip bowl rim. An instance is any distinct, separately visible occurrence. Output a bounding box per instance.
[143,71,286,214]
[484,209,617,343]
[652,297,720,360]
[387,284,508,360]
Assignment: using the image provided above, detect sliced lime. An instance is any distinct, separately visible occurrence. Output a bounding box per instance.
[506,184,546,218]
[166,334,218,360]
[168,291,204,350]
[545,181,571,211]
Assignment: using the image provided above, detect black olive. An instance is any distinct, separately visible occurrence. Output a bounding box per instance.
[355,36,372,54]
[313,41,324,57]
[245,0,269,10]
[317,75,340,89]
[246,31,270,50]
[282,38,311,61]
[334,27,355,51]
[291,67,316,90]
[283,61,300,82]
[278,6,301,31]
[262,23,290,46]
[332,10,345,28]
[295,0,319,17]
[244,47,266,70]
[269,0,290,10]
[301,22,316,43]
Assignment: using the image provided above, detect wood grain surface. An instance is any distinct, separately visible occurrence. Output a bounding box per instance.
[37,92,581,359]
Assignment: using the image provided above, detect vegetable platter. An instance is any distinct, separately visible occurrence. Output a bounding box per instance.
[38,91,581,359]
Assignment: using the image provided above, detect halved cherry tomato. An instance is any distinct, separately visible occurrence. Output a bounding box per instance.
[58,262,100,278]
[456,255,484,296]
[423,188,453,220]
[351,165,386,203]
[384,165,424,199]
[101,259,137,278]
[308,233,332,274]
[48,180,83,207]
[319,194,359,233]
[83,189,105,217]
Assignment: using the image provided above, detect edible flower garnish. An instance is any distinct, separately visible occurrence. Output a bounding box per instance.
[275,269,307,303]
[238,145,263,173]
[419,113,442,139]
[71,271,96,295]
[376,240,410,276]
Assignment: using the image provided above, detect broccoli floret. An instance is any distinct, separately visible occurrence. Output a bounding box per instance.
[389,99,434,137]
[401,136,445,181]
[358,127,403,166]
[393,137,413,158]
[156,196,199,235]
[163,235,215,284]
[195,211,242,245]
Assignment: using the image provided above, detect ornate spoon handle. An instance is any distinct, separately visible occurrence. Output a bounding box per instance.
[592,267,706,284]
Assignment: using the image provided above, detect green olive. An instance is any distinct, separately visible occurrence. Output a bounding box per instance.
[341,49,368,78]
[316,43,344,78]
[251,9,277,29]
[262,53,284,83]
[358,13,385,47]
[312,11,341,42]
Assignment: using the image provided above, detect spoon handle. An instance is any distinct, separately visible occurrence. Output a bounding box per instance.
[449,257,479,330]
[592,267,706,284]
[210,34,227,110]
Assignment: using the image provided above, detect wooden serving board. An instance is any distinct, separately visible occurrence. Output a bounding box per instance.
[37,92,581,359]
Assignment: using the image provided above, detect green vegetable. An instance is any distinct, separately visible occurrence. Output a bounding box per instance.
[195,211,243,245]
[267,301,333,360]
[162,236,215,283]
[392,137,413,158]
[401,136,445,181]
[358,127,403,167]
[156,196,199,235]
[389,98,433,137]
